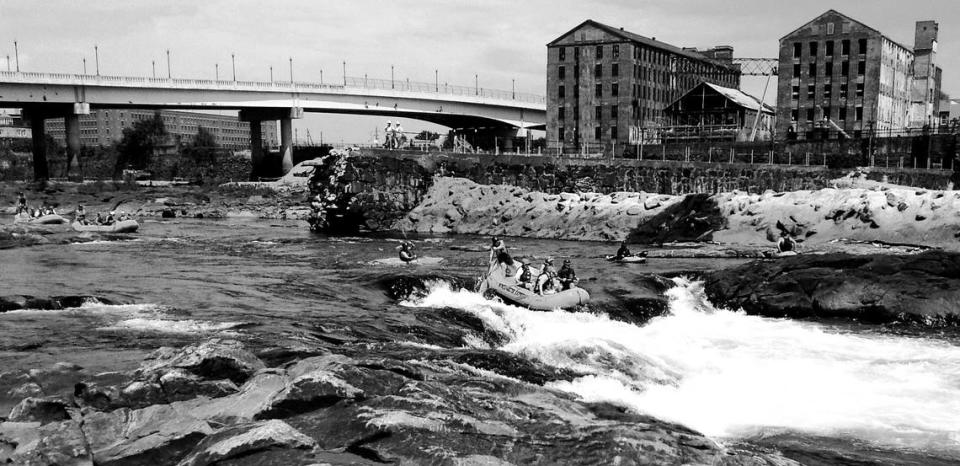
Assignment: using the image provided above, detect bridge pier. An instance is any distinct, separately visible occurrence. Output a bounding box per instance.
[240,107,302,177]
[28,113,48,181]
[280,117,293,174]
[249,121,263,180]
[64,113,82,179]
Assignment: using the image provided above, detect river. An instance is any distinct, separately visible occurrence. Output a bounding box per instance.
[2,218,959,462]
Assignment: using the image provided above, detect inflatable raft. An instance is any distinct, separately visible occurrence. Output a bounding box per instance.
[71,220,140,233]
[13,213,68,225]
[479,260,589,311]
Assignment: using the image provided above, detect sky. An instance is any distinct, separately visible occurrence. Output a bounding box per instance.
[2,0,959,144]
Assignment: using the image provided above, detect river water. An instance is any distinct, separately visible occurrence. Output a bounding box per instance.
[2,218,959,460]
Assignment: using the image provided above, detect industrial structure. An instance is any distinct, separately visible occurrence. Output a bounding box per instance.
[546,19,742,154]
[776,10,943,140]
[44,109,279,151]
[663,82,775,142]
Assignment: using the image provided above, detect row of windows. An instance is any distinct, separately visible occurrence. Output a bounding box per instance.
[557,105,620,121]
[557,43,674,67]
[557,126,620,141]
[791,106,864,122]
[792,60,865,77]
[791,82,865,99]
[793,38,867,58]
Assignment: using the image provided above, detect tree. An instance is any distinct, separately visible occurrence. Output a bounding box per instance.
[186,126,218,164]
[115,112,168,174]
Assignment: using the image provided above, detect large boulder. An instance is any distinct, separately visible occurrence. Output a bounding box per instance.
[177,420,315,466]
[704,251,960,324]
[136,339,265,385]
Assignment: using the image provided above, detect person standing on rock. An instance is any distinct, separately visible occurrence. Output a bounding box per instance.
[489,237,507,262]
[16,192,27,215]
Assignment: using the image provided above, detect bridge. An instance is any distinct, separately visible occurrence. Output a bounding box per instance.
[0,71,546,178]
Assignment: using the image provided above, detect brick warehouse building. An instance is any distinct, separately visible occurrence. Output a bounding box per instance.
[776,10,943,140]
[45,109,279,152]
[546,19,741,154]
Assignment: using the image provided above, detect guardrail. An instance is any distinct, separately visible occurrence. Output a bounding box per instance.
[0,70,545,105]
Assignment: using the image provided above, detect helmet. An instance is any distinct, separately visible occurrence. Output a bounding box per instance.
[563,259,571,265]
[395,121,401,124]
[544,257,554,264]
[492,236,499,242]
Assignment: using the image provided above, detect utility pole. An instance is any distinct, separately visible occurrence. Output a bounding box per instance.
[94,44,100,75]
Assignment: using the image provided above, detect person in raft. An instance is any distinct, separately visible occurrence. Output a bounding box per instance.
[75,205,87,224]
[777,232,798,253]
[16,192,27,214]
[535,257,559,295]
[489,236,507,262]
[398,241,417,263]
[557,259,579,290]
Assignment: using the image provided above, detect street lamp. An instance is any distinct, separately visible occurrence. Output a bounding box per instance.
[342,60,346,86]
[475,74,478,95]
[435,69,438,92]
[13,40,19,72]
[166,49,171,78]
[289,57,293,83]
[391,64,394,89]
[231,53,236,81]
[215,63,219,81]
[6,55,9,72]
[320,69,323,85]
[94,44,100,75]
[82,57,86,75]
[512,78,515,99]
[270,66,273,83]
[152,60,155,78]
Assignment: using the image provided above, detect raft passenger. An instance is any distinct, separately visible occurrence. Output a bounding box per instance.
[557,259,578,291]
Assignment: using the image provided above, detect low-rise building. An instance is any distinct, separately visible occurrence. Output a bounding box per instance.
[45,109,279,151]
[663,82,774,142]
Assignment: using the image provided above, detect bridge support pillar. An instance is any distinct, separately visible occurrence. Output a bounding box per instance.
[64,113,82,179]
[28,114,49,181]
[249,120,263,180]
[280,117,293,174]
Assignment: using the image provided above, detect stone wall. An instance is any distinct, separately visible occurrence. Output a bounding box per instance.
[308,148,957,232]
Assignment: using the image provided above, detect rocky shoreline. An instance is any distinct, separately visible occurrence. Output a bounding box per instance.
[0,338,799,465]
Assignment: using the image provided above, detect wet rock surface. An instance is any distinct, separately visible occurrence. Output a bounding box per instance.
[704,251,960,325]
[0,337,798,465]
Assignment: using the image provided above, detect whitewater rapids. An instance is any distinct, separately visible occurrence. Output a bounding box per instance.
[403,278,960,454]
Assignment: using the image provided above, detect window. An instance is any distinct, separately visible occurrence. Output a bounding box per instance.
[612,63,619,77]
[809,63,817,77]
[793,63,801,76]
[841,39,850,55]
[613,44,619,58]
[595,84,602,97]
[559,66,565,80]
[574,47,580,58]
[807,83,815,99]
[573,85,579,98]
[841,61,849,75]
[559,127,565,141]
[574,64,579,77]
[840,83,848,98]
[827,23,835,35]
[823,107,831,120]
[806,108,815,121]
[596,45,603,59]
[559,85,565,99]
[595,105,602,119]
[559,47,566,61]
[611,83,619,96]
[792,85,800,99]
[558,107,565,120]
[825,61,833,76]
[858,38,867,55]
[595,64,602,78]
[611,126,618,140]
[611,105,618,118]
[856,82,864,97]
[839,107,847,120]
[595,126,601,139]
[809,41,818,57]
[794,43,802,58]
[856,106,863,121]
[791,109,798,121]
[826,41,834,56]
[824,84,832,99]
[857,61,866,75]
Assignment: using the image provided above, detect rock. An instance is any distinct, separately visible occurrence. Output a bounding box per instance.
[626,206,643,216]
[83,405,214,466]
[176,420,315,466]
[7,397,71,424]
[704,251,960,325]
[161,209,177,218]
[643,197,661,210]
[137,339,265,385]
[4,418,92,465]
[159,369,239,402]
[118,381,166,409]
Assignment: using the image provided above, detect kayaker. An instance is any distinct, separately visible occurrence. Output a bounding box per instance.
[615,241,632,260]
[777,232,797,253]
[557,259,579,290]
[16,192,27,214]
[398,241,417,263]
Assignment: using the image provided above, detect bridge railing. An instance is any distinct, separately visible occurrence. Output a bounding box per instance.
[0,70,545,105]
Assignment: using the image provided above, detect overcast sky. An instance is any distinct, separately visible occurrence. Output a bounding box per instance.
[2,0,958,143]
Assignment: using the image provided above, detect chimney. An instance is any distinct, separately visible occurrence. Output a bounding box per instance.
[914,20,938,51]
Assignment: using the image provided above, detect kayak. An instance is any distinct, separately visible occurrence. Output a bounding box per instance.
[604,254,647,264]
[370,257,444,266]
[480,260,589,311]
[14,213,68,225]
[71,220,140,233]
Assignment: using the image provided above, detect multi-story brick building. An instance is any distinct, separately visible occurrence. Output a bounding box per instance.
[546,19,741,154]
[45,109,278,151]
[777,10,943,140]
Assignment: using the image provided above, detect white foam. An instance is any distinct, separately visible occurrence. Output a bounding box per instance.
[99,318,244,334]
[3,301,163,316]
[405,278,960,453]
